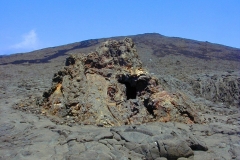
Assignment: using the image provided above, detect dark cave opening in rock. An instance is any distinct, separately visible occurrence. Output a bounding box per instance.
[125,82,137,100]
[144,98,155,116]
[116,82,137,100]
[117,75,149,100]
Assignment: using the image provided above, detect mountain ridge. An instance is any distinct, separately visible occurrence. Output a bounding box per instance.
[1,33,239,65]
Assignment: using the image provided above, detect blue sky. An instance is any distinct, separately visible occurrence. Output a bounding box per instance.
[0,1,239,55]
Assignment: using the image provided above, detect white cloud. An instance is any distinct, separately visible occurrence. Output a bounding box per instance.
[11,30,38,49]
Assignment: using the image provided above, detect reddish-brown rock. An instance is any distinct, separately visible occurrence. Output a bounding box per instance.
[34,38,203,126]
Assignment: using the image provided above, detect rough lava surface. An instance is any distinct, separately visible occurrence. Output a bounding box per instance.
[37,38,203,127]
[1,35,239,160]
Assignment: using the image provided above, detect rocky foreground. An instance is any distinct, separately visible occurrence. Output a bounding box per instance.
[0,37,239,160]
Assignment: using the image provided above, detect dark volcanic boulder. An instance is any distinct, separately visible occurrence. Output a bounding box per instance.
[39,38,202,127]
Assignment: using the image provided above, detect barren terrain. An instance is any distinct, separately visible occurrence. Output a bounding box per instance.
[0,33,239,160]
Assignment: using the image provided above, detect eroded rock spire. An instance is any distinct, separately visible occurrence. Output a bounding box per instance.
[39,38,202,127]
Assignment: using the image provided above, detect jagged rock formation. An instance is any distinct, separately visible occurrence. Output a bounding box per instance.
[4,34,239,160]
[187,72,240,105]
[39,38,203,127]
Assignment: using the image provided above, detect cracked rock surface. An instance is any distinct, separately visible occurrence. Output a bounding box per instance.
[1,35,239,160]
[20,38,203,127]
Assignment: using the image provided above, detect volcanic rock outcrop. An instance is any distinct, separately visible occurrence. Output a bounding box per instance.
[38,38,202,127]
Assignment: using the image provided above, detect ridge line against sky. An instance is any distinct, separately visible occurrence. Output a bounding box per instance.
[0,0,239,55]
